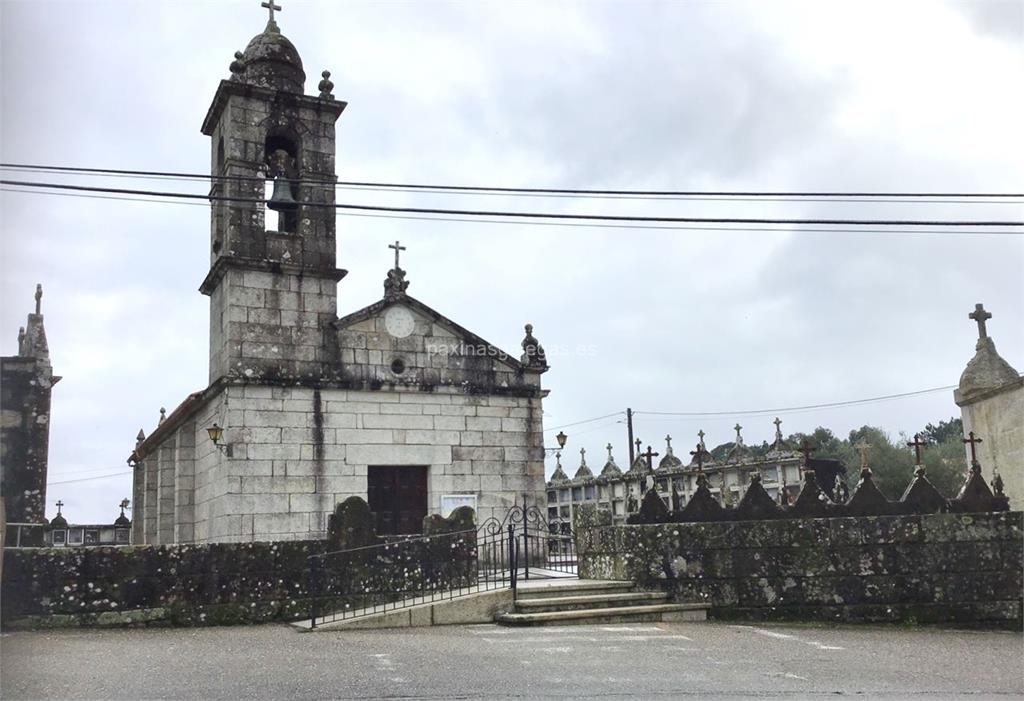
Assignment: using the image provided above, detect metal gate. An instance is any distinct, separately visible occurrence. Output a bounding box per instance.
[307,498,576,628]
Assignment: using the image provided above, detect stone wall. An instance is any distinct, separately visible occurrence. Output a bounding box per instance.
[576,510,1023,627]
[1,529,474,629]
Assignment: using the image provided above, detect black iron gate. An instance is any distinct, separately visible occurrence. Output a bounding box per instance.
[307,499,575,628]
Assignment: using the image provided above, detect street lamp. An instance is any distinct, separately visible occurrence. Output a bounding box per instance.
[545,431,568,454]
[206,423,232,456]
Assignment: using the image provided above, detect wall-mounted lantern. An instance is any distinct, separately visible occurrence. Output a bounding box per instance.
[206,423,233,457]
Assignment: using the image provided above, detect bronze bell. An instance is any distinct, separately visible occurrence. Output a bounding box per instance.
[267,175,298,212]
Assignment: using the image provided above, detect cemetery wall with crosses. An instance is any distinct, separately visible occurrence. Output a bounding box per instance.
[574,453,1022,627]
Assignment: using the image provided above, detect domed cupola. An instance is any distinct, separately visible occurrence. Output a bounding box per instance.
[240,18,305,94]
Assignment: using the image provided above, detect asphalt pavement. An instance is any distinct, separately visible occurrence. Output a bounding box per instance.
[2,620,1021,699]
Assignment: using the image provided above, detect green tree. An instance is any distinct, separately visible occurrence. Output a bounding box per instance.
[919,417,963,445]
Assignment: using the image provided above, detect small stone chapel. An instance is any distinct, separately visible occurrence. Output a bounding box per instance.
[130,7,549,545]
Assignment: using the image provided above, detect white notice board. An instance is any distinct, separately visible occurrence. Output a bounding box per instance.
[440,494,478,518]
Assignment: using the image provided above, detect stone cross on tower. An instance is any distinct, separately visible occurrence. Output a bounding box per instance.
[907,433,927,466]
[963,431,983,465]
[34,284,42,315]
[389,240,406,269]
[261,0,282,23]
[969,303,992,340]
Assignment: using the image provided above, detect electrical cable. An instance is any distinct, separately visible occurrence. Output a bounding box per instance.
[2,180,1020,227]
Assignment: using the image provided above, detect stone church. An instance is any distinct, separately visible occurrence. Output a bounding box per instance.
[130,10,549,545]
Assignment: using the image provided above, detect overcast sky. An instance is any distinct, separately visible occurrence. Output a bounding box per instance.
[2,0,1022,523]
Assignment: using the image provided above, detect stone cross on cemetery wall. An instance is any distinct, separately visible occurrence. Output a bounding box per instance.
[969,303,992,340]
[907,433,927,466]
[963,431,983,465]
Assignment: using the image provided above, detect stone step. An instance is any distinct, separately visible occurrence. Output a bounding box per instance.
[495,603,708,627]
[514,591,670,613]
[514,580,634,600]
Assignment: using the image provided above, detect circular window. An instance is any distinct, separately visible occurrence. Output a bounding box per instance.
[390,358,406,375]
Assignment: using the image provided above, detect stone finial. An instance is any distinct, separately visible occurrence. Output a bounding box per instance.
[229,51,247,79]
[135,429,146,446]
[158,407,167,425]
[520,323,548,369]
[17,326,25,354]
[549,451,569,485]
[993,471,1005,497]
[573,447,593,480]
[658,434,683,470]
[318,70,334,99]
[383,266,410,300]
[34,284,42,314]
[600,444,622,478]
[957,303,1020,405]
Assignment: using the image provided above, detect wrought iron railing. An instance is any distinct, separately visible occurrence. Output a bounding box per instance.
[307,501,577,628]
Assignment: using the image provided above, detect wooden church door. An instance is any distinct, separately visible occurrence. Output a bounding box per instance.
[367,466,429,535]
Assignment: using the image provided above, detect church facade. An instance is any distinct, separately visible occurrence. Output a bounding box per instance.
[130,12,549,545]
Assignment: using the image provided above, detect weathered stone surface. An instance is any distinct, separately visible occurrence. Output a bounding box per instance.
[575,511,1023,627]
[326,497,375,550]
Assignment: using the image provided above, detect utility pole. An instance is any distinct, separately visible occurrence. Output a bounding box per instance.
[626,407,635,465]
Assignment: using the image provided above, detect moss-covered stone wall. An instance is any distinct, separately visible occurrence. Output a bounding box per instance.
[1,530,477,629]
[577,511,1023,627]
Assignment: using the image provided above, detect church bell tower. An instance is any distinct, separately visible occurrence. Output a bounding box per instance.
[199,3,347,384]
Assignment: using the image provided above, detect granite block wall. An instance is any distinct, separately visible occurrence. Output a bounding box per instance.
[577,510,1023,627]
[1,530,476,629]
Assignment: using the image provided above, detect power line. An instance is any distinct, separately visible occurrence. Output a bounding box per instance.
[2,180,1020,227]
[5,186,1022,236]
[3,162,1021,199]
[633,384,958,418]
[2,164,1021,205]
[49,471,132,486]
[545,411,625,431]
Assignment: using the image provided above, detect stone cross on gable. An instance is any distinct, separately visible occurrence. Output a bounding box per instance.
[389,240,406,269]
[697,429,706,448]
[664,435,673,451]
[969,303,992,340]
[907,433,927,466]
[634,438,642,456]
[606,443,614,460]
[554,451,562,467]
[773,417,783,440]
[734,424,743,443]
[55,500,64,514]
[261,0,282,23]
[579,447,587,466]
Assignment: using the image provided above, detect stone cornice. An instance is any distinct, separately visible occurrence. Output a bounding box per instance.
[199,256,347,296]
[955,375,1024,407]
[201,79,346,136]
